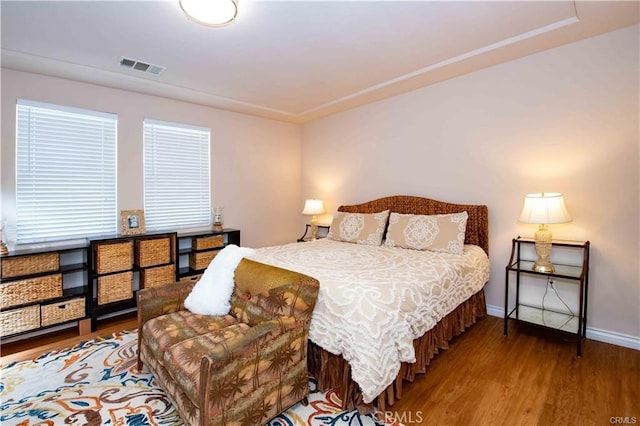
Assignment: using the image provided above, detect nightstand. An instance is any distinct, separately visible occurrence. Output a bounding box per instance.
[503,236,590,356]
[297,224,330,242]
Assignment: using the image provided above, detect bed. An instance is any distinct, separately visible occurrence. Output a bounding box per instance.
[251,195,490,412]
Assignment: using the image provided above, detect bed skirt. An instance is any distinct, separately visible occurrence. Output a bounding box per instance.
[307,288,487,412]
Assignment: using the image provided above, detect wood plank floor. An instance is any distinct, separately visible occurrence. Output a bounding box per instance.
[1,315,638,425]
[390,317,639,425]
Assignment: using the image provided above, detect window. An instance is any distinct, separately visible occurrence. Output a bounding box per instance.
[16,100,117,243]
[143,119,210,231]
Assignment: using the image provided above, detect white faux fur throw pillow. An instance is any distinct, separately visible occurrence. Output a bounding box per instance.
[184,244,256,316]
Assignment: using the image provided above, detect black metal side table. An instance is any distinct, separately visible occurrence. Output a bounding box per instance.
[297,224,330,242]
[504,236,590,356]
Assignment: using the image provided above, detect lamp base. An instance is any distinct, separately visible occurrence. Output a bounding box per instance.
[212,224,223,232]
[310,216,318,240]
[532,224,555,273]
[532,259,555,273]
[0,242,8,256]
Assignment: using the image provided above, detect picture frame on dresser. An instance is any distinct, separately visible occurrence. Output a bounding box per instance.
[120,209,146,235]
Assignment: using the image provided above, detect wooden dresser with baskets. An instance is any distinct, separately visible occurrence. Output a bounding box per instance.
[89,232,177,331]
[176,229,241,278]
[0,243,88,339]
[0,228,241,340]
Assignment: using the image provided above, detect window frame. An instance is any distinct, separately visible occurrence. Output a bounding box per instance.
[143,118,211,232]
[15,99,118,244]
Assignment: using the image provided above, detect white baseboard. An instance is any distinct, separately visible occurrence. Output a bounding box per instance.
[486,304,640,351]
[585,327,640,350]
[486,304,505,318]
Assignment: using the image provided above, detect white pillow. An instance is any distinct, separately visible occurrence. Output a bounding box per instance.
[184,244,255,316]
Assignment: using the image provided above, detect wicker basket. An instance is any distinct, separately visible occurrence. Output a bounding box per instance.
[0,274,63,309]
[178,274,202,285]
[192,235,224,251]
[95,241,133,274]
[1,253,59,279]
[41,297,86,327]
[135,238,171,267]
[97,271,133,305]
[0,305,40,337]
[189,250,218,271]
[141,264,176,289]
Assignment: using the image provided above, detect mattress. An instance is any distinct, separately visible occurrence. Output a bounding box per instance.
[252,238,490,403]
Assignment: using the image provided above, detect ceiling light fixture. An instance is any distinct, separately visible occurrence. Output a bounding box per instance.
[179,0,239,27]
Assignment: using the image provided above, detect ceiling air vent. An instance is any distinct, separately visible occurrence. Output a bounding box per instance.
[120,57,166,76]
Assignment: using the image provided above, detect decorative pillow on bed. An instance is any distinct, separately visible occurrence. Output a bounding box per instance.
[327,210,389,246]
[384,211,468,254]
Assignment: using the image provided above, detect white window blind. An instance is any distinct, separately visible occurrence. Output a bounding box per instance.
[16,99,117,243]
[143,119,211,231]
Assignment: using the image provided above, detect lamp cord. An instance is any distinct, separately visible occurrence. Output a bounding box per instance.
[541,277,575,328]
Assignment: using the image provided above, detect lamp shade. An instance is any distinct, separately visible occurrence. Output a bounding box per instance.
[301,199,325,216]
[179,0,239,27]
[519,192,572,224]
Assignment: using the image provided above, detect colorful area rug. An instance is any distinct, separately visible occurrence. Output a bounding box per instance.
[0,331,400,425]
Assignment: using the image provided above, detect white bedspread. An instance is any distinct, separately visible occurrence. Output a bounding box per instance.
[252,238,490,403]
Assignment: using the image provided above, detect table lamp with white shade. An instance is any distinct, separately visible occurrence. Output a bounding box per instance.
[519,192,572,273]
[302,199,325,240]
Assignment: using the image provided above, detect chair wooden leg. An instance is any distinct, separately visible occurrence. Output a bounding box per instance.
[199,357,211,426]
[137,333,144,371]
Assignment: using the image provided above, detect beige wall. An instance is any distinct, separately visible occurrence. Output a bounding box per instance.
[301,25,640,340]
[0,69,302,248]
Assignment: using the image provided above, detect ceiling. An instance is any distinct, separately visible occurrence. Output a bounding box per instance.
[1,1,638,123]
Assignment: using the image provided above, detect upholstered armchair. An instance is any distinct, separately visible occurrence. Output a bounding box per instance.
[137,258,320,426]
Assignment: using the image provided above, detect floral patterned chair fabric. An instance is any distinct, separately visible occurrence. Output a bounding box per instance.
[137,258,320,426]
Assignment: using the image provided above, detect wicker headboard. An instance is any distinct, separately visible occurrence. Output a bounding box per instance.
[337,195,489,255]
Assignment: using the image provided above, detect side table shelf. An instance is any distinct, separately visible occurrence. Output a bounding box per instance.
[297,224,330,242]
[503,237,590,356]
